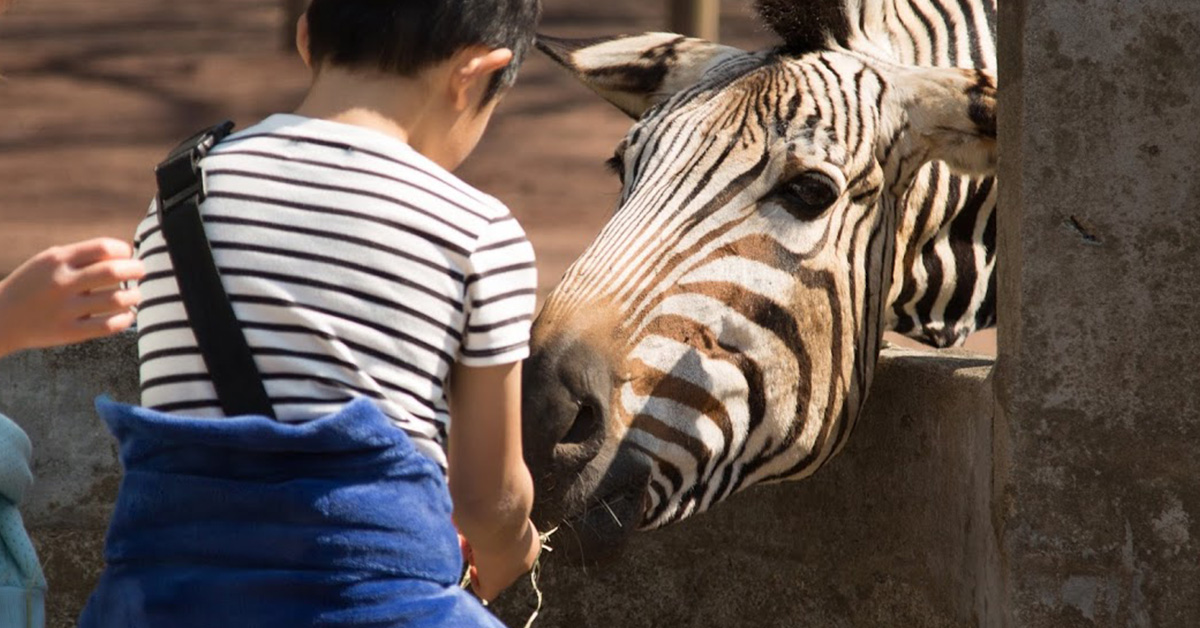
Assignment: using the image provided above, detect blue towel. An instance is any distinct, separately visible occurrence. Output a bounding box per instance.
[80,397,504,628]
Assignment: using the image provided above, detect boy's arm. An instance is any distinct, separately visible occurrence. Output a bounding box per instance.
[448,360,539,601]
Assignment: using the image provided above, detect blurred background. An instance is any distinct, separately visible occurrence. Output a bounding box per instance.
[0,0,994,353]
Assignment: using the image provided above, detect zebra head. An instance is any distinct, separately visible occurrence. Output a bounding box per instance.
[523,20,996,559]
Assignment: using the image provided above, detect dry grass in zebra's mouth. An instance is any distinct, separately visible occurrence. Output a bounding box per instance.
[461,528,559,628]
[535,473,650,567]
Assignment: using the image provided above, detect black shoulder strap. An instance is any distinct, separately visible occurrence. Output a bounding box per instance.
[155,120,276,419]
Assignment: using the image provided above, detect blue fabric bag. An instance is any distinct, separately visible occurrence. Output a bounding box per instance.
[80,397,504,628]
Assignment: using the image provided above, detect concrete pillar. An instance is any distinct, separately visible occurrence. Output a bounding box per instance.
[996,1,1200,626]
[668,0,720,41]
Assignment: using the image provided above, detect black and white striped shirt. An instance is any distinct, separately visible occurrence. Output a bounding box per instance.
[133,114,537,467]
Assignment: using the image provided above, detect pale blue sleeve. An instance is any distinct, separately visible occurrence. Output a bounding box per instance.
[0,414,33,508]
[0,413,47,628]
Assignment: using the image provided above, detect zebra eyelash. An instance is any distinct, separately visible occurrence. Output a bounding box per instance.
[605,153,625,180]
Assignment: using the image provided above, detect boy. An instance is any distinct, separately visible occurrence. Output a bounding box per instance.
[82,0,541,625]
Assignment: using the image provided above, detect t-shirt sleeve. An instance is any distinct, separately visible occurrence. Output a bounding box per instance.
[459,214,538,367]
[131,198,158,256]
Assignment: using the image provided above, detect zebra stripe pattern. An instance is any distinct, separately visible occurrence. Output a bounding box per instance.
[869,0,999,347]
[525,0,998,537]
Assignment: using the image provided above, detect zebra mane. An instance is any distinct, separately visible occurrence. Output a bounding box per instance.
[755,0,856,53]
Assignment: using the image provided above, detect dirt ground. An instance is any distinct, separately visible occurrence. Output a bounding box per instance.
[0,0,994,348]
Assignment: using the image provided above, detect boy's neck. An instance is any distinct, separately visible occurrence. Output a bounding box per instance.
[294,67,457,169]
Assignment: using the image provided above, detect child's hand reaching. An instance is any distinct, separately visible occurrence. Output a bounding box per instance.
[0,237,145,359]
[460,519,540,602]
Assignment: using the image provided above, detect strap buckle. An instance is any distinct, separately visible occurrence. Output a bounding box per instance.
[155,120,235,215]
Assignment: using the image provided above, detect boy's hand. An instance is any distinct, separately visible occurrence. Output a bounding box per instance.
[462,519,540,602]
[0,238,145,359]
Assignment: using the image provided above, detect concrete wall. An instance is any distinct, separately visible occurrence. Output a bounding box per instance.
[996,1,1200,626]
[492,347,998,628]
[0,332,996,628]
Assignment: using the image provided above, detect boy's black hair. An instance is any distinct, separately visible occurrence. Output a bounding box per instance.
[305,0,542,103]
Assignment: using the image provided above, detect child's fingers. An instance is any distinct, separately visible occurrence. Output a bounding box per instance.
[62,238,135,269]
[73,311,137,340]
[73,259,146,292]
[468,566,493,601]
[72,286,141,318]
[459,534,474,563]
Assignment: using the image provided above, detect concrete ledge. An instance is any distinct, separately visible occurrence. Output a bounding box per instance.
[494,346,998,627]
[1,332,996,628]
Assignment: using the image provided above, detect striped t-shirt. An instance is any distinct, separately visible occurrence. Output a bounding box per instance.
[133,114,538,467]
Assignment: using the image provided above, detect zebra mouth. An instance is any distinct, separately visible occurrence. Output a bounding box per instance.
[549,484,648,566]
[532,447,651,565]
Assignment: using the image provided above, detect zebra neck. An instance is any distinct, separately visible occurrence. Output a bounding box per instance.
[849,0,998,70]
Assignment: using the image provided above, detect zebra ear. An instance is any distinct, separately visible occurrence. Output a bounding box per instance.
[537,33,746,119]
[895,67,998,176]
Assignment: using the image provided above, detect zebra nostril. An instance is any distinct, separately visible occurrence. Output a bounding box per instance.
[560,399,603,445]
[523,335,613,474]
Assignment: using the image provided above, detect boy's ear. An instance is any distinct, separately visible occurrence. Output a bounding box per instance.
[537,32,747,119]
[453,47,515,111]
[892,67,997,176]
[296,14,312,69]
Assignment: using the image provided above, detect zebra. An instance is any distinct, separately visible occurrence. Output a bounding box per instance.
[521,0,998,559]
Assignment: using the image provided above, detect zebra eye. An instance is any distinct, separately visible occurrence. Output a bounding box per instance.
[775,172,840,219]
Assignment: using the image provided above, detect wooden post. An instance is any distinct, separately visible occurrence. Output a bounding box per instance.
[668,0,720,41]
[282,0,307,51]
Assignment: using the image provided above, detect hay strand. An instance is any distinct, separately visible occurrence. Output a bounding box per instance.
[459,528,559,625]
